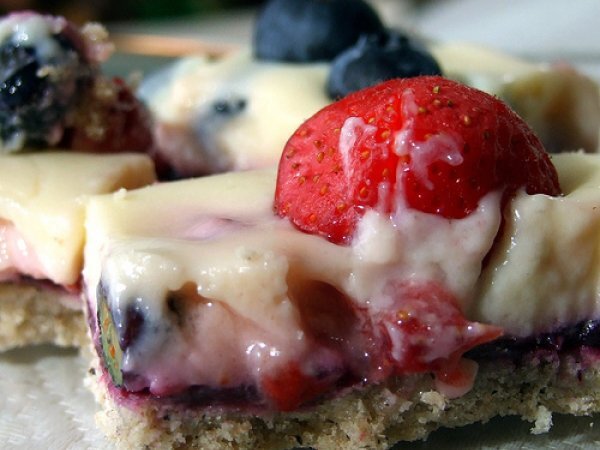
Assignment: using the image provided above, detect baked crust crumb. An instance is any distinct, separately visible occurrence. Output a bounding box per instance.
[0,283,87,351]
[85,350,600,450]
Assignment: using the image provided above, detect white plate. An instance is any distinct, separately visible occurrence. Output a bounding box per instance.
[0,346,110,450]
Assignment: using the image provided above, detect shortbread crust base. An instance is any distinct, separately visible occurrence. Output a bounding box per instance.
[86,349,600,450]
[0,283,87,351]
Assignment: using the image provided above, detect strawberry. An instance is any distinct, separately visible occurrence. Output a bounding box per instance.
[260,362,332,411]
[378,281,502,376]
[275,76,561,244]
[259,281,503,410]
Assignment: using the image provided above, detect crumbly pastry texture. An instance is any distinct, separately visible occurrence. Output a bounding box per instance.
[86,349,600,450]
[0,283,87,351]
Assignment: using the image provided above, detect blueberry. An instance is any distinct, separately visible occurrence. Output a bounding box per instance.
[0,15,91,151]
[327,30,443,99]
[97,277,157,388]
[191,95,248,172]
[119,301,148,350]
[212,97,247,116]
[102,295,156,353]
[565,320,600,348]
[0,45,40,108]
[97,288,126,386]
[97,280,188,389]
[253,0,384,62]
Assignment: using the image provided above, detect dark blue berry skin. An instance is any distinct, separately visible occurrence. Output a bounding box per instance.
[97,281,186,390]
[210,97,247,117]
[0,45,40,108]
[465,319,600,362]
[186,95,248,174]
[253,0,384,62]
[0,17,90,151]
[327,30,443,99]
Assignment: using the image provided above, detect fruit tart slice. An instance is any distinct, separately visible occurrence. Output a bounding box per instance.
[84,77,600,449]
[0,11,184,177]
[0,152,155,350]
[0,11,161,350]
[139,0,600,178]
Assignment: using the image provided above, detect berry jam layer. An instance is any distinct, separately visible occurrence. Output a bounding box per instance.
[466,319,600,362]
[100,317,600,413]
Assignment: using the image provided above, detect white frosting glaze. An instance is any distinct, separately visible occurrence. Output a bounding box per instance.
[394,89,464,191]
[0,219,45,281]
[432,42,600,153]
[473,153,600,335]
[0,152,155,285]
[139,51,330,173]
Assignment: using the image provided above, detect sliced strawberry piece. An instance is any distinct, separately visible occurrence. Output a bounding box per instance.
[378,281,502,375]
[275,76,561,244]
[261,362,332,412]
[257,281,501,411]
[433,357,480,399]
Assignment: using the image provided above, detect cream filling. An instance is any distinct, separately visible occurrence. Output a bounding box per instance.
[472,152,600,335]
[139,51,330,172]
[0,219,45,282]
[0,152,156,286]
[99,226,349,394]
